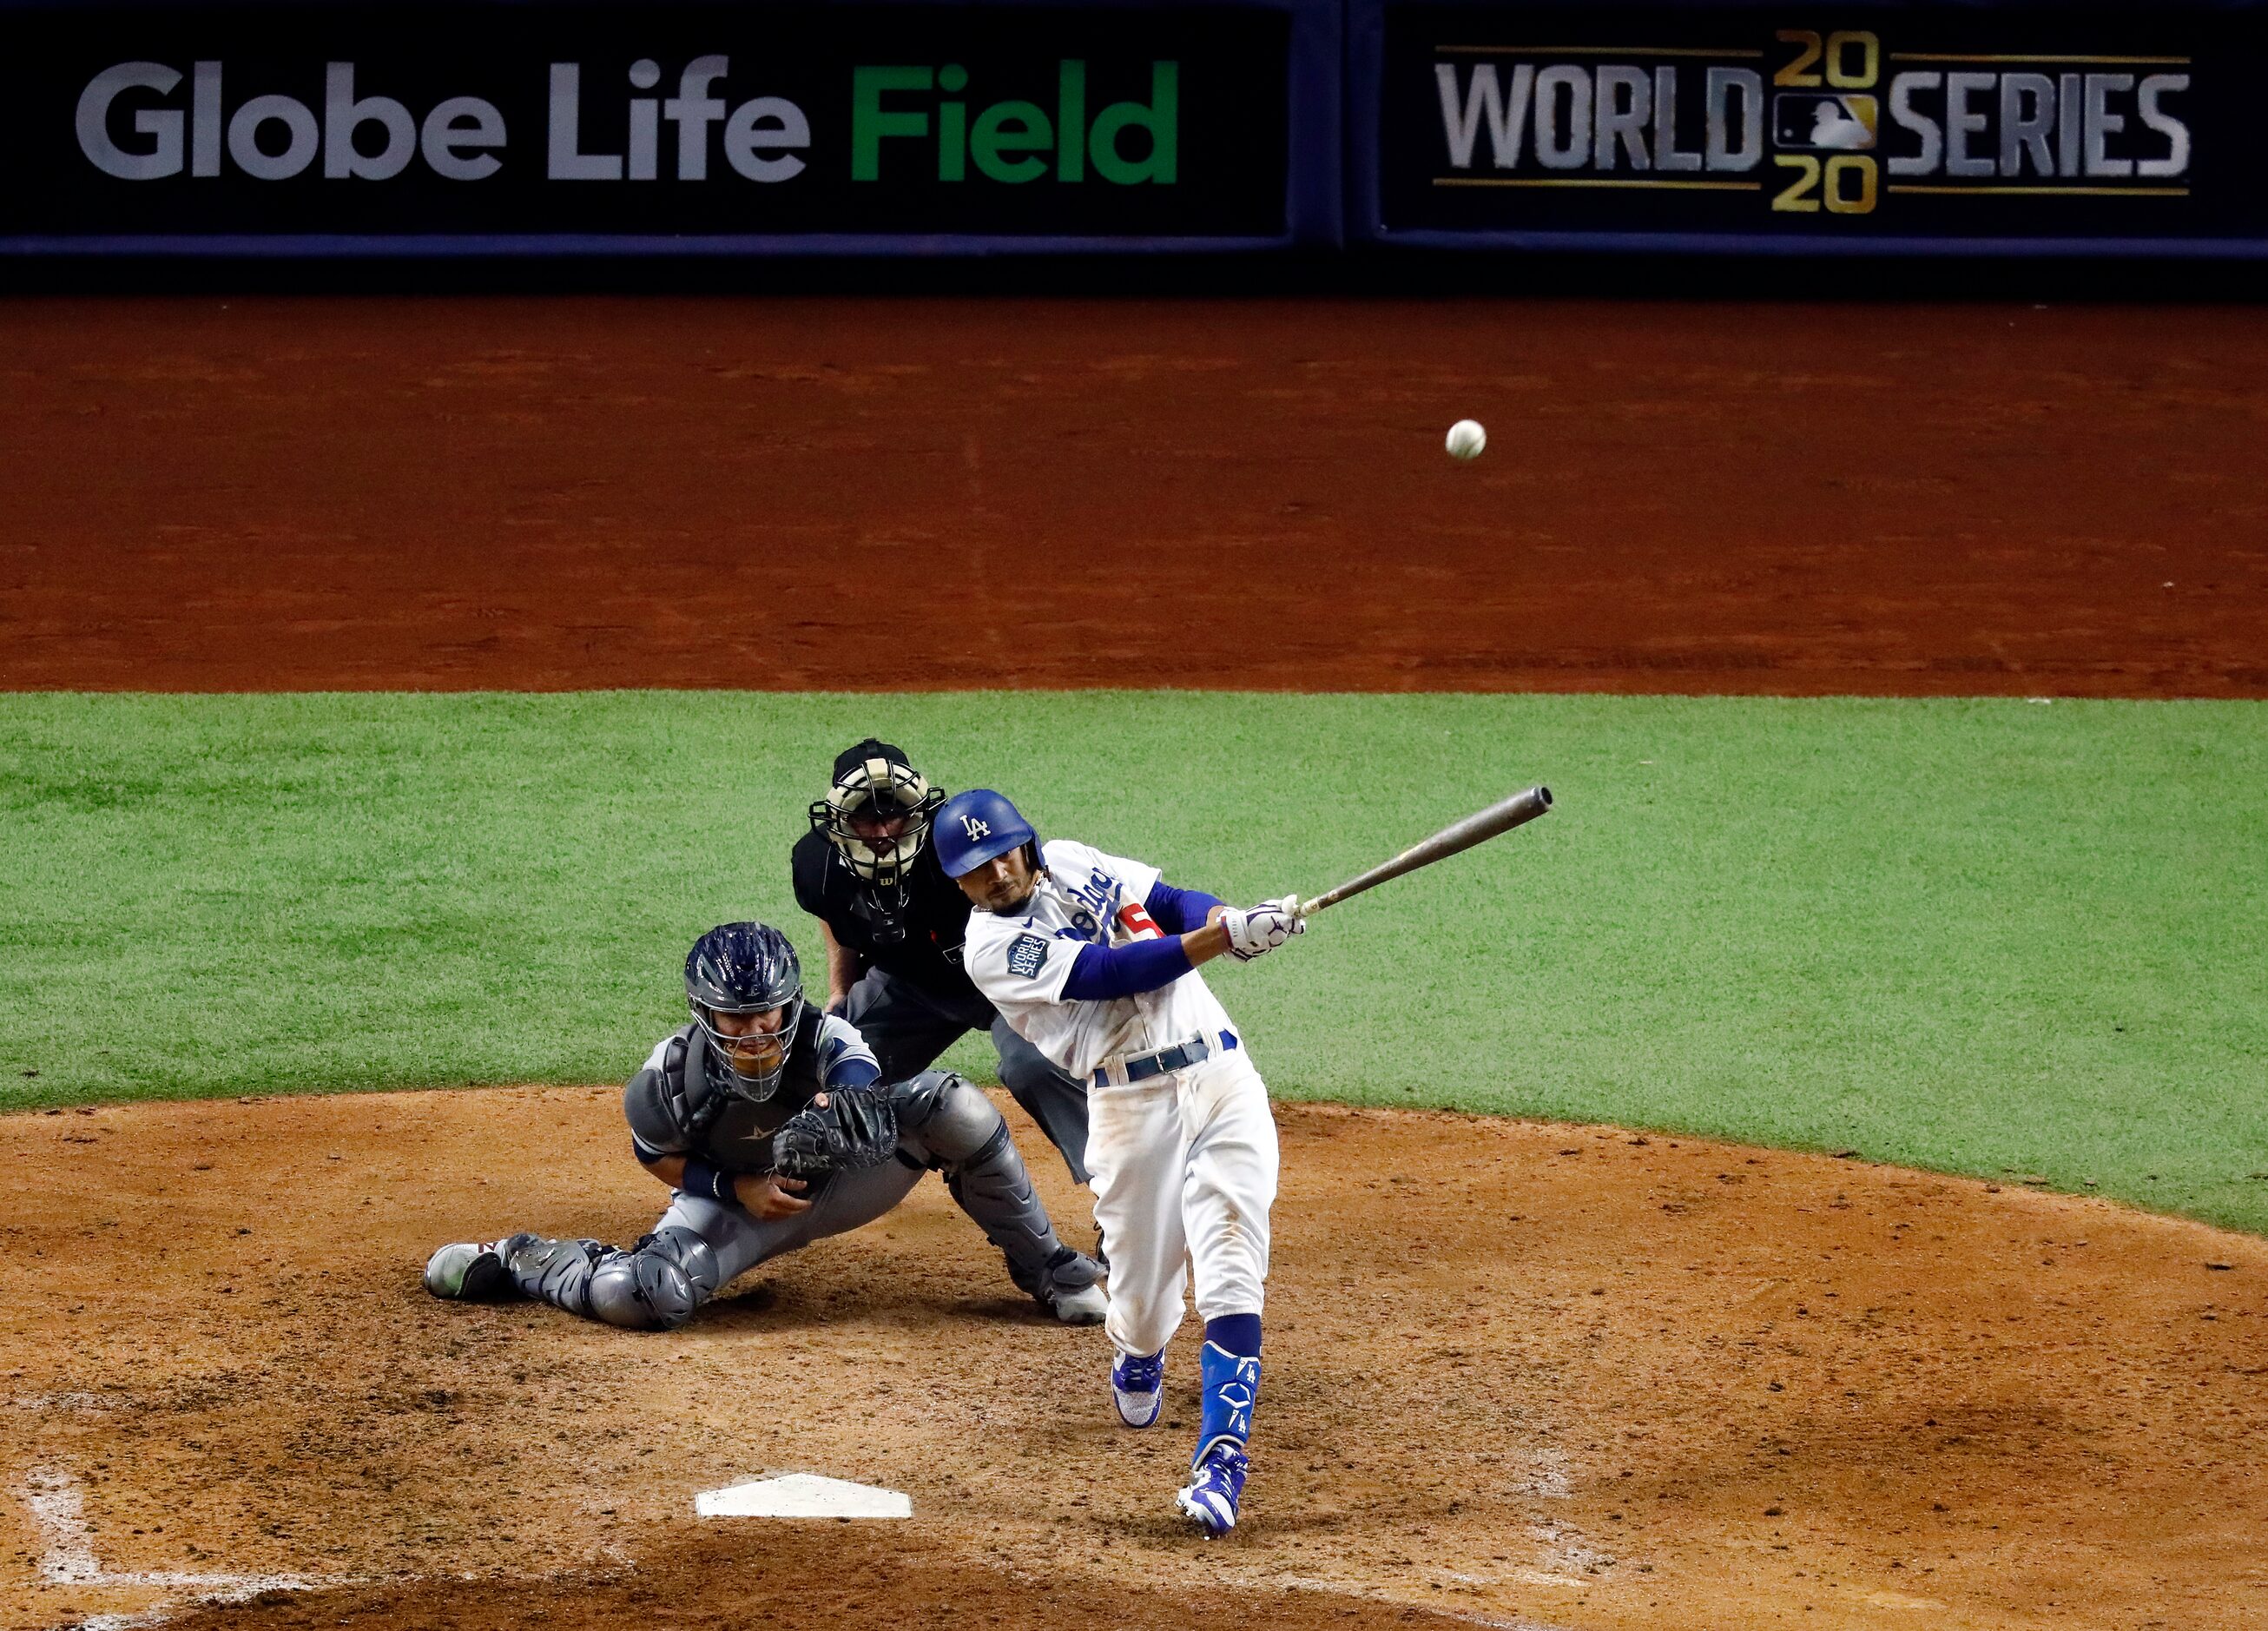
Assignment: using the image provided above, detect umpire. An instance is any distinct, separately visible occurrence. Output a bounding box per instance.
[792,738,1092,1184]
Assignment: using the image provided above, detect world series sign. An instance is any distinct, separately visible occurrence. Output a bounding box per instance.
[1365,3,2265,250]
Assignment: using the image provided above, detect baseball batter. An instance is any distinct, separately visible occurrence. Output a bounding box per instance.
[936,789,1304,1537]
[421,921,1106,1329]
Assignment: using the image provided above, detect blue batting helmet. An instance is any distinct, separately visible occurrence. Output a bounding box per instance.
[933,789,1038,878]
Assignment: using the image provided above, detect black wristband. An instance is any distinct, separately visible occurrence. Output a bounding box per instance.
[681,1158,735,1205]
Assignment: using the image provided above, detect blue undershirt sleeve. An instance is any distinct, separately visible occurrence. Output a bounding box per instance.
[1062,938,1195,1001]
[826,1057,883,1091]
[1144,878,1224,935]
[680,1158,737,1205]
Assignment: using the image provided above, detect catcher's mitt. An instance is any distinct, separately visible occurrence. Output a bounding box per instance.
[773,1086,899,1180]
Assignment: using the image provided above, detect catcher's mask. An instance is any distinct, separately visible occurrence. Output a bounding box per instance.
[684,922,805,1103]
[810,738,946,888]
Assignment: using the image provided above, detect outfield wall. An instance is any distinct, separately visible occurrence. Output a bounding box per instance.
[7,0,2267,256]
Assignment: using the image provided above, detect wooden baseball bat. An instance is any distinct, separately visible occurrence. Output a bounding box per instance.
[1292,785,1553,921]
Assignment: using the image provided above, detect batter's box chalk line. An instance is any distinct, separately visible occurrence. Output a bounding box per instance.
[20,1464,341,1631]
[695,1473,911,1519]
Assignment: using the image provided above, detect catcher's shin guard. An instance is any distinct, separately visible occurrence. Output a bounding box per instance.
[588,1227,723,1331]
[505,1235,608,1311]
[896,1070,1104,1322]
[504,1229,722,1331]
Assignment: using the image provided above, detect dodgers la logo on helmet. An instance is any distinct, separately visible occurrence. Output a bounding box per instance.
[933,789,1038,878]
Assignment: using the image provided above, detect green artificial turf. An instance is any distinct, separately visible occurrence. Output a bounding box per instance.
[3,693,2263,1231]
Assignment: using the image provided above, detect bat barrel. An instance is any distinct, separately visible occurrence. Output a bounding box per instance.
[1303,783,1553,916]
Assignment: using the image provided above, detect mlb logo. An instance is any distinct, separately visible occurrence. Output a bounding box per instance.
[1775,94,1878,151]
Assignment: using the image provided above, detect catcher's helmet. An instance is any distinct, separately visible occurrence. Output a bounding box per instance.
[809,738,947,888]
[933,789,1038,879]
[684,922,804,1102]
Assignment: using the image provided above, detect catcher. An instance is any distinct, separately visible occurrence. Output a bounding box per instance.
[421,921,1107,1331]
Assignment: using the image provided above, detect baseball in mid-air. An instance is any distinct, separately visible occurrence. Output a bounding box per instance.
[1445,419,1487,460]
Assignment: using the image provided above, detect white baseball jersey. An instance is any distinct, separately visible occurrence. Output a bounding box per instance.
[964,838,1236,1082]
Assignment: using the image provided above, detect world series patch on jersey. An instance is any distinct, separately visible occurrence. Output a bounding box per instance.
[965,838,1237,1082]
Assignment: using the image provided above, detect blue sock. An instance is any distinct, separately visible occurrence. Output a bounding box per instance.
[1197,1314,1263,1458]
[1204,1312,1261,1358]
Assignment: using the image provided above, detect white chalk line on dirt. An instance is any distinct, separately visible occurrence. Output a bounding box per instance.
[21,1464,337,1630]
[8,1391,129,1415]
[1519,1516,1619,1588]
[1509,1443,1571,1500]
[1213,1444,1606,1631]
[1501,1443,1625,1587]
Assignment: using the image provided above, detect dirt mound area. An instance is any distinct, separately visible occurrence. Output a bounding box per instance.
[5,1090,2265,1631]
[5,298,2265,697]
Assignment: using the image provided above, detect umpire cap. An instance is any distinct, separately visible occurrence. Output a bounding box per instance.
[834,736,910,782]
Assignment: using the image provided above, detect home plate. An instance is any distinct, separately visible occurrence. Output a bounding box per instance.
[695,1474,911,1519]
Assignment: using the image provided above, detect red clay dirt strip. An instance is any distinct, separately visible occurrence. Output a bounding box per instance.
[5,1091,2265,1631]
[3,295,2265,697]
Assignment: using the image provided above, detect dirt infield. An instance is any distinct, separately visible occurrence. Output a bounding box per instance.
[7,294,2265,1631]
[6,1088,2265,1631]
[3,296,2266,697]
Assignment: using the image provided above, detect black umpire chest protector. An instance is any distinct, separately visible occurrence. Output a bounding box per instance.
[789,831,985,1003]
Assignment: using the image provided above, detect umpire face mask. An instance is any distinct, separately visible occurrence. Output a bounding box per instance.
[697,998,802,1101]
[811,758,946,888]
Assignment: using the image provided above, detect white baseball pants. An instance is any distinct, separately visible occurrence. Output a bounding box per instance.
[1085,1048,1279,1360]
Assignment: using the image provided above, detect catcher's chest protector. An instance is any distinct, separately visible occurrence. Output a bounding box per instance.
[639,1017,831,1171]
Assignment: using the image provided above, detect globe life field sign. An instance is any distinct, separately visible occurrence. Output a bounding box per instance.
[0,1,1304,251]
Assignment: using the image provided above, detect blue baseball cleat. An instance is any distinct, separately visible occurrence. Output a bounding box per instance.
[1111,1349,1164,1427]
[1175,1440,1249,1536]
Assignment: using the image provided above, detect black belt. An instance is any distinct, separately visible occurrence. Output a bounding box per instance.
[1090,1030,1236,1089]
